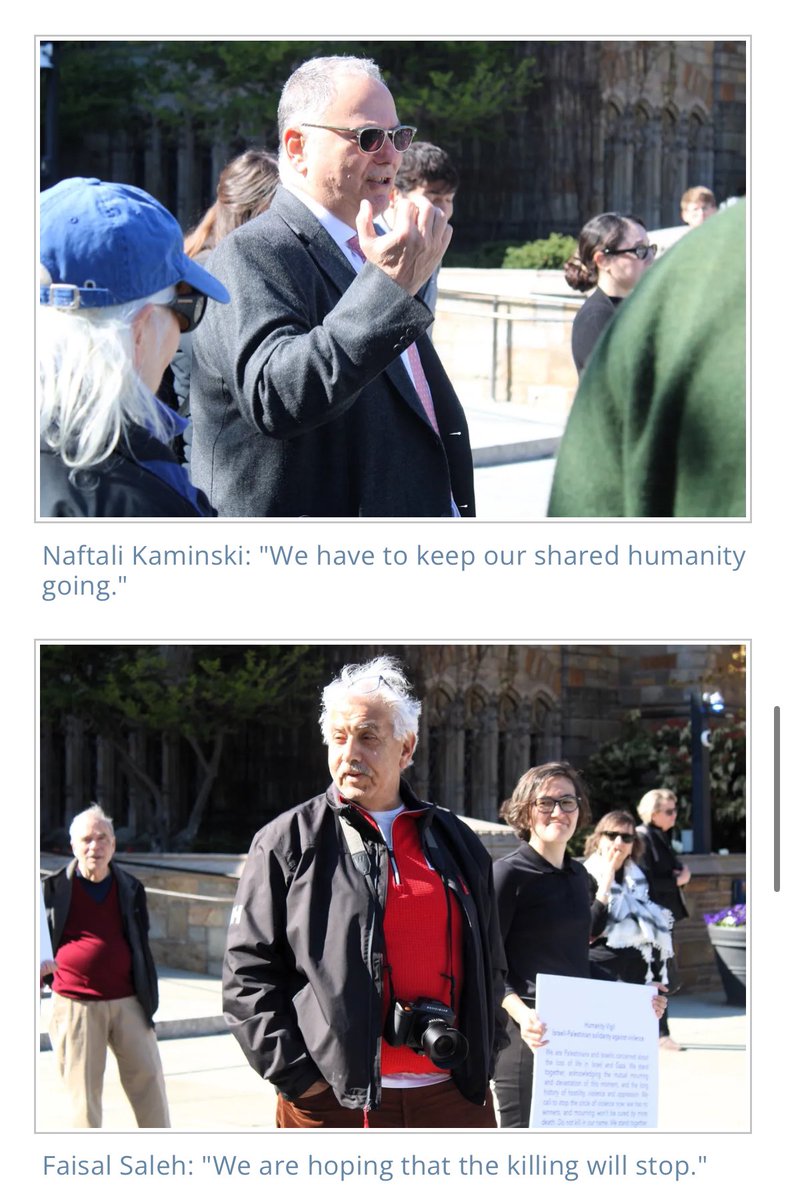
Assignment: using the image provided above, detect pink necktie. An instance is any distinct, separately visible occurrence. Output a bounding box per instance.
[346,236,440,435]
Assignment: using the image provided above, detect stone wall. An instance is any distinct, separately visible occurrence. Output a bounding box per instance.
[669,853,746,992]
[42,848,744,994]
[433,269,579,418]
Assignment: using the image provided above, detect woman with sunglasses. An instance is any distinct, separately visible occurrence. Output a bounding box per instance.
[39,177,229,517]
[583,812,674,1006]
[636,789,692,1049]
[564,212,656,373]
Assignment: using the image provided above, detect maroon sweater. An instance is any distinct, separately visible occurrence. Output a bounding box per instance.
[53,874,135,1001]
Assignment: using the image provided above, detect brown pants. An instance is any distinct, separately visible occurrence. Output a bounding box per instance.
[49,993,170,1128]
[277,1079,497,1128]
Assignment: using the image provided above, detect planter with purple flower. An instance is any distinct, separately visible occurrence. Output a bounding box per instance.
[704,904,746,1006]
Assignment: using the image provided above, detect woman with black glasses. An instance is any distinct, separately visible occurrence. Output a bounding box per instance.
[492,767,667,1127]
[583,811,674,1011]
[492,763,595,1127]
[564,212,656,373]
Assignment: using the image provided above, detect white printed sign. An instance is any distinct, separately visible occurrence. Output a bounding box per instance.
[530,973,659,1129]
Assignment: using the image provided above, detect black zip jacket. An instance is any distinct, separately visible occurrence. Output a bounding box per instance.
[40,428,214,518]
[223,779,508,1111]
[43,860,160,1025]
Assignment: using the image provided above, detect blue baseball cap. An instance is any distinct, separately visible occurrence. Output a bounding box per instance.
[40,177,230,310]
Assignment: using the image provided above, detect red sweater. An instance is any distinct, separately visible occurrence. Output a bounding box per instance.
[379,809,464,1076]
[53,875,135,1001]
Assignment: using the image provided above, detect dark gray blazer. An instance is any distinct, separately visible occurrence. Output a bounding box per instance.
[189,188,475,517]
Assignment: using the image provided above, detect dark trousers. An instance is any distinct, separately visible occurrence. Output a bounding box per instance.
[590,943,673,1036]
[492,1013,534,1128]
[277,1079,497,1128]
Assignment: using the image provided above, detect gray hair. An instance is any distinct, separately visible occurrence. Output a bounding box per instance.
[39,283,178,472]
[277,55,384,148]
[319,655,421,748]
[637,787,677,823]
[69,804,115,841]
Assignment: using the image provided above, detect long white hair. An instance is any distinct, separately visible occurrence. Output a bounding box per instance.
[39,277,178,471]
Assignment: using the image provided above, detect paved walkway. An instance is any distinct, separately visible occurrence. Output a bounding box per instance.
[38,970,746,1132]
[463,400,563,519]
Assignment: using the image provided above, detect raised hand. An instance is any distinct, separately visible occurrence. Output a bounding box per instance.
[355,196,453,296]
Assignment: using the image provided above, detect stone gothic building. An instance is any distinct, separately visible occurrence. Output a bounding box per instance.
[44,40,745,245]
[39,644,744,850]
[501,40,746,239]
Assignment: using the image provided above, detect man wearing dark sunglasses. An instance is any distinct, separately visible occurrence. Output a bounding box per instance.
[190,55,475,518]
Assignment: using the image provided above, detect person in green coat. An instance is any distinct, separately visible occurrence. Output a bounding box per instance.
[548,200,745,518]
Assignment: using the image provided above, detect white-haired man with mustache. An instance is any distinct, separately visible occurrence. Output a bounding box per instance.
[224,656,506,1127]
[190,55,475,518]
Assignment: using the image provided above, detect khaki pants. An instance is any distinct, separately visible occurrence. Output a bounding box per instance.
[49,993,170,1128]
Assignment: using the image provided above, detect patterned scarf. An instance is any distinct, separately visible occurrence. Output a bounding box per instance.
[583,854,675,983]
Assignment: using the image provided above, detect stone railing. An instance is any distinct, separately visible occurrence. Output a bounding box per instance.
[432,268,581,419]
[41,845,745,992]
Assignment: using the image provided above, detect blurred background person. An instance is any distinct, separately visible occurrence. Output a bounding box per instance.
[39,177,229,517]
[680,185,718,229]
[583,810,675,1048]
[564,212,656,373]
[160,149,279,460]
[637,788,692,1050]
[184,148,279,260]
[379,140,459,328]
[548,200,745,517]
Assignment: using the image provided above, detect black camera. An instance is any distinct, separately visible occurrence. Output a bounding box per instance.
[384,997,468,1069]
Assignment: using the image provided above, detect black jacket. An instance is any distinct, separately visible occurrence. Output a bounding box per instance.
[40,428,214,518]
[223,780,507,1110]
[636,823,690,921]
[190,188,475,517]
[43,860,160,1025]
[571,287,623,374]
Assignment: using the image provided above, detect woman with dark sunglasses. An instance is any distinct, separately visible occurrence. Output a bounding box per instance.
[564,212,656,373]
[39,177,229,517]
[583,810,676,1047]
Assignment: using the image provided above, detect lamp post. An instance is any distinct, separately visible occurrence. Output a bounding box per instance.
[690,690,725,853]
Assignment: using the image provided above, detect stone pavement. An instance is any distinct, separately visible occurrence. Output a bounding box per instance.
[464,400,562,520]
[37,969,747,1132]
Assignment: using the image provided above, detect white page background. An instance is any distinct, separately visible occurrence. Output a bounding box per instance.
[14,7,775,1197]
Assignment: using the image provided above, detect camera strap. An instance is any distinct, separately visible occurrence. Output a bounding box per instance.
[337,811,373,879]
[338,810,459,1014]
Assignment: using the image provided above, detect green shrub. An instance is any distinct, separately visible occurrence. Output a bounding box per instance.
[502,232,577,270]
[443,241,514,269]
[580,710,746,852]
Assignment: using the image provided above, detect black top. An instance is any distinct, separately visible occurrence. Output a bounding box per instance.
[493,840,593,1001]
[40,426,214,518]
[636,823,689,921]
[571,288,623,373]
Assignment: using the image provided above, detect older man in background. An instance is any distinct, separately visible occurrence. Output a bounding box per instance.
[42,805,170,1127]
[190,56,474,517]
